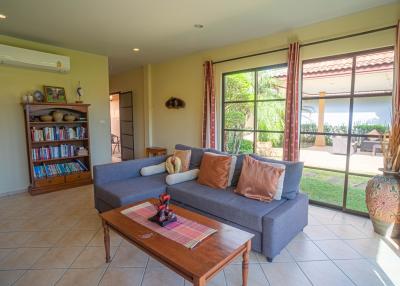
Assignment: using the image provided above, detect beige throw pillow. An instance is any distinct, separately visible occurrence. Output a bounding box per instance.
[173,149,191,172]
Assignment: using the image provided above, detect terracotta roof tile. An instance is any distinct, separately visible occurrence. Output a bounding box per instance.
[302,51,394,75]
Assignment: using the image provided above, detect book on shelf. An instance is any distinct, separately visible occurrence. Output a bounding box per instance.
[33,159,88,179]
[31,144,79,161]
[31,126,86,142]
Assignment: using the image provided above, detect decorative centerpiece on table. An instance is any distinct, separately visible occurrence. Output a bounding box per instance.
[365,113,400,238]
[148,193,177,227]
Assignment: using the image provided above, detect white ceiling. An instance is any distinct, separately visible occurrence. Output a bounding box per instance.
[0,0,396,75]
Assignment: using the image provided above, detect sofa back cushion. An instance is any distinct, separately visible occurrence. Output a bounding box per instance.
[175,145,239,186]
[250,154,303,200]
[205,148,228,155]
[174,145,303,199]
[231,154,245,186]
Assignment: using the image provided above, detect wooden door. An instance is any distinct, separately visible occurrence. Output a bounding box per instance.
[119,91,134,160]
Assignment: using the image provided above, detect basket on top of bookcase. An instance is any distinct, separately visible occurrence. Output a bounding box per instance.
[22,103,92,195]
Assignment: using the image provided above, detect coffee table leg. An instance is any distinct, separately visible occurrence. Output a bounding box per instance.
[242,240,251,286]
[193,277,206,286]
[102,220,111,263]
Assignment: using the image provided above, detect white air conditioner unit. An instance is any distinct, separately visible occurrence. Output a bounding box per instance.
[0,44,70,73]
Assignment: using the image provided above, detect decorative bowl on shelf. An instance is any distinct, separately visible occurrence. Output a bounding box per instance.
[64,114,76,122]
[52,111,64,122]
[39,115,53,122]
[77,147,88,156]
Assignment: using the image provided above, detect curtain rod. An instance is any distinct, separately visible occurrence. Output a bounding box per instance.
[213,24,397,65]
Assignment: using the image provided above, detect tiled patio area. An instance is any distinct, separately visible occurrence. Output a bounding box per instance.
[300,146,384,174]
[0,186,399,286]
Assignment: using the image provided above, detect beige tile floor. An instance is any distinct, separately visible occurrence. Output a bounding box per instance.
[0,185,399,286]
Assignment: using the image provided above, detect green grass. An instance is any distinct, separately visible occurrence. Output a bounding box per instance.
[301,168,369,213]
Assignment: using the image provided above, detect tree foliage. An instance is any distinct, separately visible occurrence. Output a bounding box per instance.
[224,71,286,154]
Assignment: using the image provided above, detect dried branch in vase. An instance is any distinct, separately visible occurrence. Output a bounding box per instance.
[388,112,400,172]
[381,133,391,171]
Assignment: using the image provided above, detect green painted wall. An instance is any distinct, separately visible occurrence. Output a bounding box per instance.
[146,3,400,152]
[0,35,111,195]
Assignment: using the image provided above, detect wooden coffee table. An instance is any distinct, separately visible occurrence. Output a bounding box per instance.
[100,199,254,286]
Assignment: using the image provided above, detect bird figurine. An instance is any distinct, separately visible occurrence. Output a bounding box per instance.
[76,81,84,103]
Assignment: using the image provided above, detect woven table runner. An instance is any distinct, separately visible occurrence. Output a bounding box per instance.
[121,202,217,249]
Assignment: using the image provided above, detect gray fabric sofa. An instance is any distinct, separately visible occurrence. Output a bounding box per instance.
[93,144,308,261]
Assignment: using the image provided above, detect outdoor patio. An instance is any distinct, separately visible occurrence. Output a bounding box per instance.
[300,146,383,175]
[298,146,383,212]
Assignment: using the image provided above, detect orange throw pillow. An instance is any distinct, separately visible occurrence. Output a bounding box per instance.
[235,155,284,202]
[197,152,232,189]
[173,149,191,172]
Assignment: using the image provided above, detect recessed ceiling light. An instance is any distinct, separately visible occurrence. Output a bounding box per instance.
[0,14,7,19]
[132,48,140,52]
[194,24,204,29]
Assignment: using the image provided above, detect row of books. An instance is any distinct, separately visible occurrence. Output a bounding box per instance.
[31,127,86,142]
[33,160,88,179]
[32,145,79,161]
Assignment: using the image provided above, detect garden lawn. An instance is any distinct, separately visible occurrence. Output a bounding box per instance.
[300,168,370,213]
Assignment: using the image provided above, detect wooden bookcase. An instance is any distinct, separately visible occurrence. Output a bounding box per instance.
[22,103,92,195]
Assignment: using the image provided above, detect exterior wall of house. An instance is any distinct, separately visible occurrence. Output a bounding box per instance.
[302,97,392,127]
[0,35,111,195]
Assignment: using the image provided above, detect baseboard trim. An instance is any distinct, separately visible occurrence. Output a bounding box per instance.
[0,188,28,198]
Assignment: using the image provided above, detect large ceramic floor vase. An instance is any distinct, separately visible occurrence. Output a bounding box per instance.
[366,173,400,238]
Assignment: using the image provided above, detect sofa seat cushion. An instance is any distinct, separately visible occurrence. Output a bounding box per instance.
[167,181,286,232]
[96,173,168,208]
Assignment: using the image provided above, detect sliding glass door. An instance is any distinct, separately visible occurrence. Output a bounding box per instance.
[300,47,394,215]
[221,47,394,215]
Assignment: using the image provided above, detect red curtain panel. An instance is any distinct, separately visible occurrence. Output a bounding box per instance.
[202,61,216,149]
[395,21,400,115]
[283,42,300,162]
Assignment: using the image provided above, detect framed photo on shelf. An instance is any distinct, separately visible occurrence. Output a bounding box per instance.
[43,86,67,103]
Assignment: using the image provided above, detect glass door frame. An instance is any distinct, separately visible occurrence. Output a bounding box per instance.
[221,63,288,155]
[300,46,394,217]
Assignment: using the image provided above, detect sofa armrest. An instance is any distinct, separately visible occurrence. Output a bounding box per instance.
[262,193,308,260]
[93,155,167,186]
